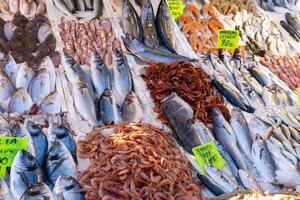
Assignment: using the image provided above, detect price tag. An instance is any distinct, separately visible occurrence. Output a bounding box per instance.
[0,137,28,178]
[217,30,239,49]
[167,0,183,21]
[192,142,225,174]
[298,87,300,106]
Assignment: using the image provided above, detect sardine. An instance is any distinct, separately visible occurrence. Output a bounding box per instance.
[54,0,73,16]
[140,0,159,48]
[53,175,85,200]
[4,54,18,87]
[197,174,227,196]
[16,62,35,91]
[0,71,13,102]
[39,56,56,93]
[40,91,62,114]
[99,88,120,125]
[238,169,260,191]
[8,88,33,113]
[121,91,143,123]
[248,64,273,87]
[46,141,76,185]
[156,0,176,53]
[19,182,53,200]
[122,33,198,64]
[10,150,44,200]
[122,0,143,41]
[29,68,51,104]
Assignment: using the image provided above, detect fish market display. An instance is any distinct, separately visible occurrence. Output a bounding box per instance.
[257,0,297,11]
[210,0,257,16]
[143,61,229,124]
[78,123,202,199]
[59,17,121,66]
[0,0,46,15]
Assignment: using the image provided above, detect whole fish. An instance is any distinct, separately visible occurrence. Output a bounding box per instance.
[140,0,159,48]
[239,65,263,95]
[248,64,273,87]
[122,0,143,41]
[53,175,85,200]
[46,141,77,185]
[280,20,300,41]
[39,56,56,93]
[285,12,300,30]
[0,178,13,200]
[8,88,33,113]
[10,150,44,200]
[199,55,214,76]
[161,92,204,154]
[16,62,35,91]
[0,71,13,102]
[90,52,110,98]
[4,54,18,87]
[19,182,54,200]
[25,120,48,167]
[73,81,99,127]
[99,88,120,125]
[54,0,73,16]
[262,86,277,107]
[230,108,253,162]
[213,108,248,171]
[121,91,143,123]
[156,0,176,53]
[122,33,198,64]
[40,91,62,114]
[219,50,234,73]
[197,174,227,196]
[29,68,51,104]
[238,169,260,191]
[270,107,300,128]
[48,121,77,163]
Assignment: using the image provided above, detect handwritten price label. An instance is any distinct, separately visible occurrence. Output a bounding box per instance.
[167,0,183,21]
[0,136,28,178]
[192,142,225,174]
[217,30,239,49]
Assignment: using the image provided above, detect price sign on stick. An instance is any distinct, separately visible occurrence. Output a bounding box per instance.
[0,136,28,178]
[217,30,239,49]
[167,0,183,21]
[192,142,225,174]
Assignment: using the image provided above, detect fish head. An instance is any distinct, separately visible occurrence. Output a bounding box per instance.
[54,175,81,192]
[25,120,42,134]
[125,91,137,103]
[212,108,224,123]
[122,33,144,52]
[49,122,68,139]
[13,150,39,170]
[21,183,51,198]
[101,88,113,98]
[48,141,64,158]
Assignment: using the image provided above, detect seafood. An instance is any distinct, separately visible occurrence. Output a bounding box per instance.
[40,91,62,114]
[15,62,35,90]
[8,87,33,113]
[0,0,42,15]
[19,182,53,200]
[211,0,257,15]
[121,91,143,123]
[29,68,51,104]
[0,71,13,102]
[78,123,202,199]
[53,175,85,200]
[99,88,120,125]
[0,178,13,199]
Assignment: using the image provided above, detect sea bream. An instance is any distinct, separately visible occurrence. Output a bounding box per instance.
[53,175,85,200]
[29,68,51,104]
[40,91,62,114]
[8,87,33,113]
[0,70,13,102]
[39,56,56,93]
[19,182,54,200]
[3,54,18,87]
[16,62,35,91]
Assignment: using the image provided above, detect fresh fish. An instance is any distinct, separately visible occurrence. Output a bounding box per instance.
[230,108,253,161]
[107,66,123,106]
[280,20,300,42]
[46,141,76,185]
[8,88,33,113]
[39,56,56,93]
[248,64,273,87]
[273,0,289,8]
[156,0,176,53]
[280,124,291,141]
[75,0,85,11]
[99,88,120,125]
[40,91,62,114]
[53,175,85,200]
[29,68,51,104]
[289,126,300,143]
[198,55,214,76]
[121,91,143,123]
[122,34,197,63]
[239,65,263,95]
[83,0,92,9]
[0,178,13,200]
[212,108,248,171]
[273,127,298,157]
[25,120,48,167]
[74,0,102,19]
[270,107,300,128]
[197,174,227,195]
[73,81,99,127]
[238,169,260,190]
[140,0,159,49]
[16,62,35,91]
[274,85,292,106]
[54,0,73,16]
[262,86,277,108]
[4,54,18,87]
[219,50,234,73]
[19,182,53,200]
[285,12,300,30]
[275,169,300,188]
[61,0,76,12]
[259,0,275,12]
[48,121,77,163]
[122,0,143,41]
[161,92,203,153]
[0,71,13,102]
[90,52,110,98]
[10,150,44,200]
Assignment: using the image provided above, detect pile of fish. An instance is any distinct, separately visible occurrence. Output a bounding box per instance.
[0,55,62,114]
[0,0,46,15]
[143,61,229,124]
[260,54,300,91]
[280,12,300,42]
[121,0,197,63]
[62,49,143,127]
[52,0,102,19]
[78,123,202,199]
[210,0,258,16]
[0,113,84,199]
[178,3,224,55]
[257,0,298,12]
[59,17,121,65]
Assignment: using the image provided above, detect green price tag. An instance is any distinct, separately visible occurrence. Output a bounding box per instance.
[0,137,28,178]
[167,0,183,21]
[217,30,239,49]
[192,142,225,174]
[298,87,300,107]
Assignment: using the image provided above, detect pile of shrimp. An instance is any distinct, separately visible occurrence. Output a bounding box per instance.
[143,62,230,124]
[210,0,257,16]
[178,4,224,55]
[78,123,203,200]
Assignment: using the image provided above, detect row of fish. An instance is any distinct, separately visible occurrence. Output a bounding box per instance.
[0,113,83,199]
[0,0,46,15]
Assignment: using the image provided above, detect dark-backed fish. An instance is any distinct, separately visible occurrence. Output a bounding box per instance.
[53,175,85,200]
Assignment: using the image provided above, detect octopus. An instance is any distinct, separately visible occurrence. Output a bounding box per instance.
[142,62,230,125]
[78,123,203,200]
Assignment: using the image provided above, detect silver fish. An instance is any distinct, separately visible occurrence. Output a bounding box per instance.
[74,0,102,19]
[4,54,18,87]
[0,71,13,102]
[99,88,120,125]
[197,174,227,196]
[54,0,73,16]
[75,0,85,11]
[0,178,13,200]
[53,175,85,200]
[262,85,277,108]
[39,56,56,93]
[209,54,235,85]
[9,88,33,113]
[280,124,291,141]
[239,65,263,95]
[121,91,143,123]
[83,0,92,10]
[289,126,300,143]
[248,64,273,87]
[219,50,234,73]
[238,169,260,191]
[19,182,53,200]
[62,0,76,12]
[270,107,300,128]
[16,62,35,91]
[29,68,51,104]
[40,91,62,114]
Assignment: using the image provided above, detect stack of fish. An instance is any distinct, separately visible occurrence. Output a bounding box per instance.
[281,12,300,42]
[0,0,46,15]
[257,0,297,12]
[0,113,84,199]
[121,0,197,63]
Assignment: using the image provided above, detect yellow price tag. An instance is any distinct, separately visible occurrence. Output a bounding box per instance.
[167,0,183,21]
[192,142,225,174]
[297,87,300,107]
[0,136,28,178]
[217,30,239,49]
